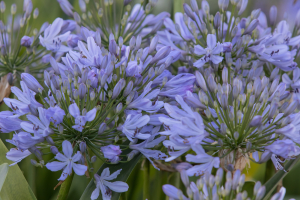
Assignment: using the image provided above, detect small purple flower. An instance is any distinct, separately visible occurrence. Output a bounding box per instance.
[20,36,33,47]
[4,81,42,115]
[46,140,87,181]
[129,132,167,170]
[117,113,150,141]
[39,18,71,52]
[0,111,22,133]
[69,103,97,132]
[127,82,164,113]
[91,168,128,200]
[21,107,54,137]
[193,34,223,68]
[185,144,220,176]
[67,34,79,48]
[45,106,66,126]
[101,145,122,164]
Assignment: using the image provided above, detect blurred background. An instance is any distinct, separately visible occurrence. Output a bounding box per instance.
[1,0,300,199]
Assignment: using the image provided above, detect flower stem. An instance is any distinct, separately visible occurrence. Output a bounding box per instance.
[143,159,150,200]
[56,173,74,200]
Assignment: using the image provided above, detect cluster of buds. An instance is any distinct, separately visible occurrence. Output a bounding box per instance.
[57,0,169,48]
[163,168,289,200]
[1,24,184,199]
[0,0,48,87]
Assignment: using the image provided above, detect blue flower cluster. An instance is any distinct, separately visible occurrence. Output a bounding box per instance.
[1,0,300,199]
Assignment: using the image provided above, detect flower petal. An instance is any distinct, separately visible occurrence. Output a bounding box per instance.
[62,140,73,158]
[72,163,87,175]
[103,180,129,192]
[46,161,66,171]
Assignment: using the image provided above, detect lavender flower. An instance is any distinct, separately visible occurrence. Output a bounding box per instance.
[46,140,87,180]
[91,168,128,200]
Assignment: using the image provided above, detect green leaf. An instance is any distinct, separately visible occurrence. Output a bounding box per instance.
[242,181,255,197]
[0,139,37,200]
[0,163,9,192]
[263,156,300,200]
[79,153,142,200]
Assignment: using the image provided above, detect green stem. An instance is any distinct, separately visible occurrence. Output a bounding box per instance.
[143,159,150,200]
[264,160,275,183]
[56,173,74,200]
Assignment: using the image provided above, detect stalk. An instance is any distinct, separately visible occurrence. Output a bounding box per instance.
[143,159,150,200]
[56,173,74,200]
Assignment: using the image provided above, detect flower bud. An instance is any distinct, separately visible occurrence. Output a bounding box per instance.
[79,141,86,153]
[74,12,81,23]
[21,35,33,48]
[218,0,229,11]
[116,103,123,113]
[232,170,241,190]
[98,123,106,134]
[244,19,259,35]
[215,168,223,185]
[251,8,261,19]
[58,124,64,134]
[112,79,125,99]
[283,101,298,117]
[214,12,221,29]
[151,46,171,64]
[91,156,97,163]
[237,0,248,15]
[222,67,228,83]
[129,36,136,50]
[183,3,195,21]
[256,186,266,200]
[268,103,278,120]
[149,35,158,54]
[201,0,210,14]
[246,142,252,152]
[79,83,87,99]
[208,74,217,93]
[195,71,207,92]
[50,146,59,155]
[6,73,13,85]
[0,1,5,13]
[225,181,232,195]
[254,181,261,196]
[269,6,277,26]
[249,115,262,127]
[21,73,43,93]
[234,132,239,140]
[220,123,227,135]
[220,94,228,110]
[190,0,198,12]
[31,159,38,166]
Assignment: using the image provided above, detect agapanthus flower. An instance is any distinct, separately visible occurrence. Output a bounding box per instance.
[91,168,128,200]
[163,168,291,200]
[193,34,224,68]
[0,0,58,102]
[46,140,87,181]
[56,0,169,48]
[1,29,175,190]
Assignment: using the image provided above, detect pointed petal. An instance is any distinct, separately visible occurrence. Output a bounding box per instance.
[62,140,73,158]
[46,161,66,171]
[103,180,129,192]
[69,103,80,117]
[207,34,216,49]
[72,163,87,175]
